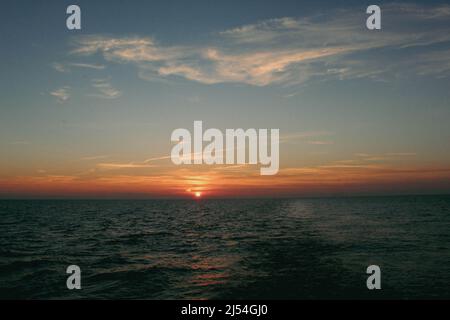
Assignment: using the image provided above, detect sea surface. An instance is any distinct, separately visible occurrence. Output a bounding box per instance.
[1,195,450,299]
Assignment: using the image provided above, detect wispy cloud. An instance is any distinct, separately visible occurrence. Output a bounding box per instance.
[52,62,106,73]
[70,63,105,70]
[307,140,333,145]
[9,140,31,145]
[50,87,70,102]
[352,152,417,163]
[81,155,109,161]
[280,130,334,144]
[67,4,450,86]
[52,62,69,73]
[97,162,157,170]
[385,152,417,157]
[89,79,122,99]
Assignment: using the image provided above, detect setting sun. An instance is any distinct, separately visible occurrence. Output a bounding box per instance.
[195,192,202,198]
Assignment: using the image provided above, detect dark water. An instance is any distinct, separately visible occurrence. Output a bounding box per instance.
[1,196,450,299]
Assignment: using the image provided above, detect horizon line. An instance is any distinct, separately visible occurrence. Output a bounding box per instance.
[1,192,449,201]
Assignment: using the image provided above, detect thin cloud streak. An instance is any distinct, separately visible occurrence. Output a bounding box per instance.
[50,87,70,102]
[89,79,122,99]
[52,62,106,72]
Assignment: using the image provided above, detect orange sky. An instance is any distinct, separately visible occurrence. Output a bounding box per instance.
[2,161,450,199]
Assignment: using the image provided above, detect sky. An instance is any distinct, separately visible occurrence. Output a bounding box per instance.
[1,0,450,198]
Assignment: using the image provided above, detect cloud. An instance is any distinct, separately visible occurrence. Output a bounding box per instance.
[68,4,450,86]
[412,49,450,78]
[307,140,333,145]
[351,152,417,163]
[52,62,106,73]
[90,79,122,99]
[385,152,417,157]
[81,155,109,161]
[50,87,70,102]
[356,152,417,158]
[280,131,334,143]
[70,63,106,70]
[70,34,352,86]
[9,140,31,145]
[71,36,187,61]
[97,162,156,169]
[52,62,69,73]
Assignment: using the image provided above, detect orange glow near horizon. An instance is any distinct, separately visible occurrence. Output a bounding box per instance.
[1,161,450,198]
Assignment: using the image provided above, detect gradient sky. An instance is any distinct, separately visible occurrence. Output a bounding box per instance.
[1,0,450,198]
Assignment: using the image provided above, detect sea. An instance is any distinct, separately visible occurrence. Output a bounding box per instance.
[1,195,449,299]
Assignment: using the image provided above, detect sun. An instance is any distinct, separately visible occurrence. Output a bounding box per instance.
[195,192,202,198]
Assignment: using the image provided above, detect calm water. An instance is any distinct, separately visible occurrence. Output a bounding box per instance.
[1,196,450,299]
